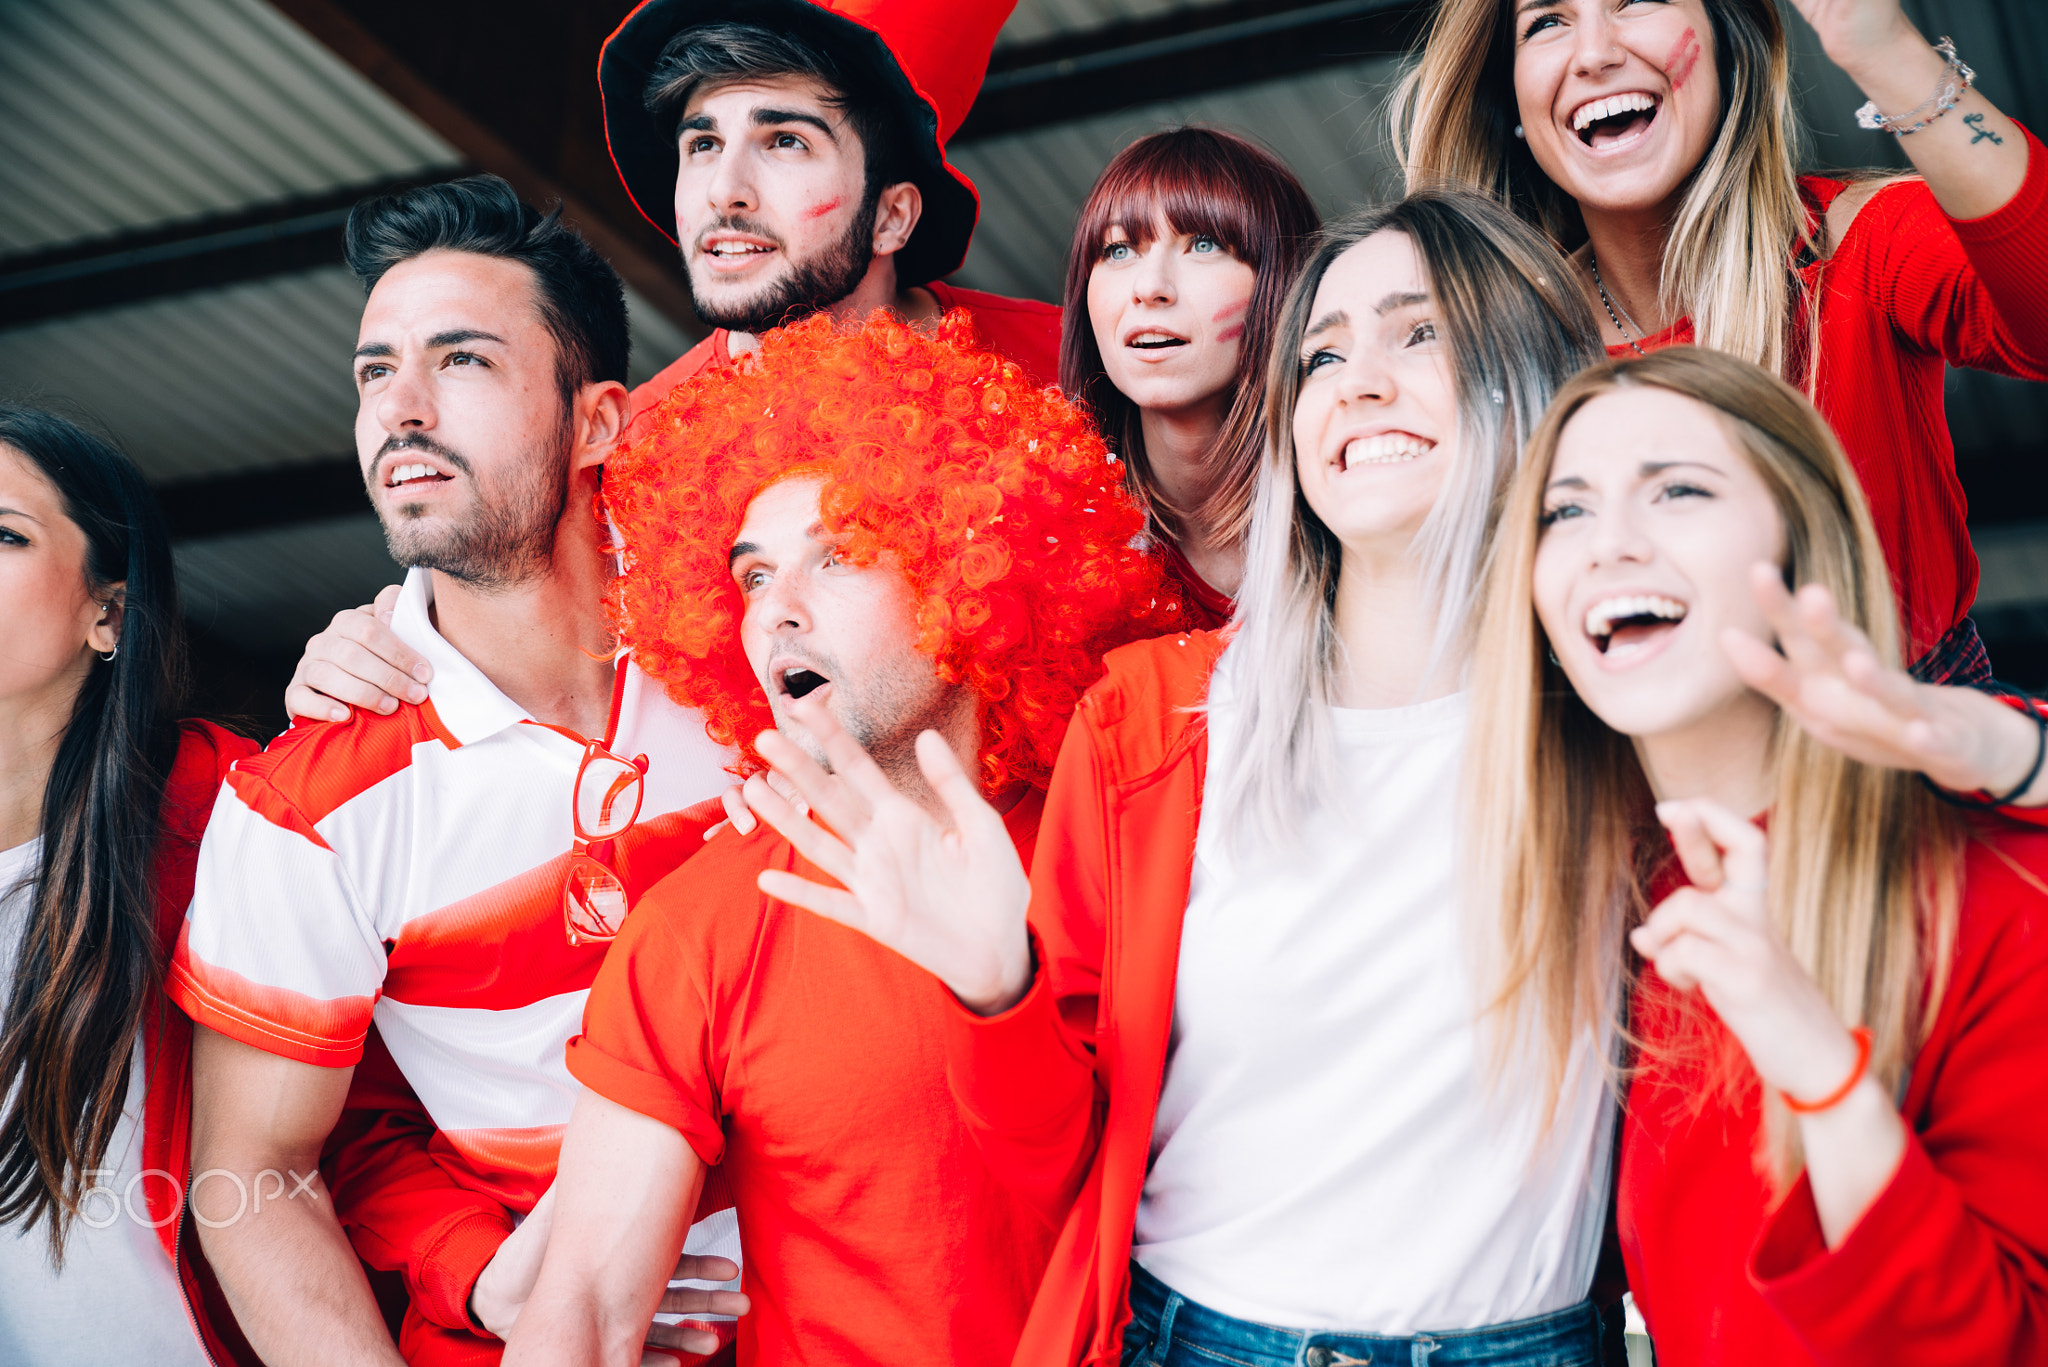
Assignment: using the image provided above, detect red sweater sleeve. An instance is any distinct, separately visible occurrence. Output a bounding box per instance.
[324,1028,512,1334]
[1846,124,2048,378]
[1746,828,2048,1363]
[941,698,1108,1228]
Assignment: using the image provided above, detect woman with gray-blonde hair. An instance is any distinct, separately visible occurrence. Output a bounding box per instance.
[1395,0,2048,683]
[735,190,1621,1367]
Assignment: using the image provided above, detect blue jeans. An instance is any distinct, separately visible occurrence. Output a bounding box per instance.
[1119,1262,1602,1367]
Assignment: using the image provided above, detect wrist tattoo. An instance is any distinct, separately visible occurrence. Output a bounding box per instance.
[1965,112,2004,145]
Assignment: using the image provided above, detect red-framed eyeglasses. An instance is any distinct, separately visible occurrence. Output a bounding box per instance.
[562,738,650,947]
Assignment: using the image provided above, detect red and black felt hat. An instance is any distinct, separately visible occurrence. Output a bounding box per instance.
[598,0,1013,287]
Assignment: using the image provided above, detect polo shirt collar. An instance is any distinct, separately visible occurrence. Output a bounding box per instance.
[390,567,532,747]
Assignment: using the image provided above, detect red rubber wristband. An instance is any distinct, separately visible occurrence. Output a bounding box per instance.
[1781,1026,1874,1114]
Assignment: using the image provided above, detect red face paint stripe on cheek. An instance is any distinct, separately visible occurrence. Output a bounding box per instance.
[1214,299,1249,342]
[804,197,843,220]
[1664,28,1701,93]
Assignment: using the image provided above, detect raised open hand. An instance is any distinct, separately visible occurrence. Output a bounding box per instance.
[744,695,1035,1015]
[1722,565,2044,805]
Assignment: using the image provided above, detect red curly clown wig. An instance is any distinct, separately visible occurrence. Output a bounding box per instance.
[603,310,1186,794]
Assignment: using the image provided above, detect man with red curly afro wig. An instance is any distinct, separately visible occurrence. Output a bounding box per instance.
[504,310,1180,1367]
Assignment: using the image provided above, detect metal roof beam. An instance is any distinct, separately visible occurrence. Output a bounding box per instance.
[157,455,368,542]
[0,175,433,328]
[957,0,1433,142]
[266,0,702,338]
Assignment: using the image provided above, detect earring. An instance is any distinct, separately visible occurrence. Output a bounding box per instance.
[99,646,118,662]
[1513,124,1526,140]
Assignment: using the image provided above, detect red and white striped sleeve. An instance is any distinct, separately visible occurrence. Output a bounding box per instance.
[167,767,388,1068]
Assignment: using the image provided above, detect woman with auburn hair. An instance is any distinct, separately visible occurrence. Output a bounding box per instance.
[1062,126,1319,626]
[0,405,259,1364]
[1467,346,2048,1364]
[1396,0,2048,681]
[739,190,1618,1367]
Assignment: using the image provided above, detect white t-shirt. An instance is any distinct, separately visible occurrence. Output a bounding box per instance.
[0,837,210,1365]
[1131,659,1615,1333]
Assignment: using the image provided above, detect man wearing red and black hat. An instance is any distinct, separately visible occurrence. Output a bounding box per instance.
[598,0,1060,417]
[281,0,1055,723]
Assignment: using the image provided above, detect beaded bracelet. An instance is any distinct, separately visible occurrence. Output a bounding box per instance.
[1856,37,1974,137]
[1781,1027,1874,1115]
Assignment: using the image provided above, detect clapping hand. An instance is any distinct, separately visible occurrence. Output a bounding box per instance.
[743,694,1035,1016]
[1722,565,2043,805]
[1630,799,1866,1106]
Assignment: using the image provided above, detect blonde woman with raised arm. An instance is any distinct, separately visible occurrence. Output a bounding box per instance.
[1399,0,2048,681]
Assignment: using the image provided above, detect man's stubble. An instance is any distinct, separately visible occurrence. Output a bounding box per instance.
[371,406,574,591]
[688,190,881,336]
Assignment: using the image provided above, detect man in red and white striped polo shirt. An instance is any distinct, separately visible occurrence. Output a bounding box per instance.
[171,176,745,1367]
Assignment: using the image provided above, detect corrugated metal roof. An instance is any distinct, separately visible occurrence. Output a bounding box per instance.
[0,266,702,483]
[0,0,460,255]
[952,56,1406,302]
[174,514,401,657]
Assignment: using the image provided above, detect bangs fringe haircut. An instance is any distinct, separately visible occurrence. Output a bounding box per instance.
[605,310,1183,794]
[1060,127,1319,551]
[1393,0,1817,383]
[1211,189,1603,850]
[1466,347,1965,1182]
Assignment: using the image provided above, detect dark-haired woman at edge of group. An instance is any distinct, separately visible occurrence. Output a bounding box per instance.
[0,404,261,1364]
[1062,126,1319,626]
[1399,0,2048,680]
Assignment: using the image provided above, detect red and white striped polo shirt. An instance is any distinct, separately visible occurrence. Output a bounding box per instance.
[169,568,738,1238]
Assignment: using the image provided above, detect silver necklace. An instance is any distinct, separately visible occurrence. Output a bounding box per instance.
[1589,253,1646,356]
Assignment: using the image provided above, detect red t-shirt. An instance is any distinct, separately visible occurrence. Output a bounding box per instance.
[628,281,1062,425]
[1619,816,2048,1365]
[566,790,1056,1366]
[1158,539,1234,633]
[1610,129,2048,664]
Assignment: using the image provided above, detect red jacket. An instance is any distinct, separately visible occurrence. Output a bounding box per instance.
[940,629,1224,1366]
[1620,815,2048,1365]
[1618,127,2048,662]
[137,721,265,1366]
[627,282,1063,425]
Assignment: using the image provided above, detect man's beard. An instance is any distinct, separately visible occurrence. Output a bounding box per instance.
[369,416,572,592]
[688,193,880,335]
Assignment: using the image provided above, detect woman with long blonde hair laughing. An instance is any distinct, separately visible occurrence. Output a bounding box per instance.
[1398,0,2048,682]
[1468,346,2048,1364]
